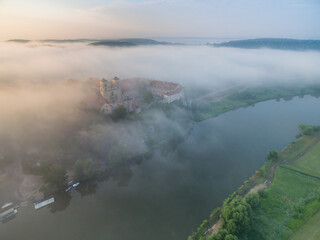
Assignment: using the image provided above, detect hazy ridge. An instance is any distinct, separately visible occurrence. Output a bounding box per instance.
[212,38,320,51]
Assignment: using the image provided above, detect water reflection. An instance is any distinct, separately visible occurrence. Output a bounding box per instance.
[76,181,98,197]
[49,192,72,213]
[1,214,17,224]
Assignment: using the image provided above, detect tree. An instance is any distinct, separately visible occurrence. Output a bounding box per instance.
[221,196,252,235]
[225,234,238,240]
[299,124,320,136]
[245,193,260,208]
[74,158,95,181]
[112,107,127,121]
[267,150,278,162]
[258,189,267,198]
[143,91,154,103]
[226,220,237,235]
[216,229,228,239]
[42,165,67,189]
[207,229,239,240]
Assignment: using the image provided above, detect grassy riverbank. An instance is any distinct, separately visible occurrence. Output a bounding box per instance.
[189,126,320,240]
[191,84,320,121]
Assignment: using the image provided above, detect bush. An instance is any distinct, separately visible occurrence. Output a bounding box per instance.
[299,124,320,136]
[245,193,260,208]
[221,196,252,235]
[225,234,238,240]
[207,230,229,240]
[267,150,278,162]
[209,207,221,221]
[258,189,267,198]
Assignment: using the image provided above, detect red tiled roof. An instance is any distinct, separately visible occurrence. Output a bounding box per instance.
[163,87,183,96]
[150,80,179,88]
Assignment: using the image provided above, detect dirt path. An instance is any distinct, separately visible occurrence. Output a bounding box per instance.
[266,136,320,186]
[248,183,266,194]
[210,219,222,233]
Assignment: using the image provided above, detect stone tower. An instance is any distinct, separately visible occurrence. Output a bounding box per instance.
[100,76,122,103]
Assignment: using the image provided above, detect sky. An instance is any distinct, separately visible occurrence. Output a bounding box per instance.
[0,0,320,40]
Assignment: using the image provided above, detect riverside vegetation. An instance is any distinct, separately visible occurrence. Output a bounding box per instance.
[188,124,320,240]
[191,84,320,121]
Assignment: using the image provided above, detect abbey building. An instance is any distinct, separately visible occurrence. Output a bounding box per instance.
[99,77,136,114]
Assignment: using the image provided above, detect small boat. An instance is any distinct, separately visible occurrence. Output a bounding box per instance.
[72,182,80,187]
[67,181,73,186]
[34,197,54,210]
[1,203,13,209]
[65,186,72,192]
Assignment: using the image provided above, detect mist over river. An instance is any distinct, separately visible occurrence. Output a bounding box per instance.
[1,95,320,240]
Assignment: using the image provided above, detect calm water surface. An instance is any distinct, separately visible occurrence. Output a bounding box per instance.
[1,96,320,240]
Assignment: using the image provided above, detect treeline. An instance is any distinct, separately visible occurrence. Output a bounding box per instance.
[191,84,320,121]
[189,192,264,240]
[22,157,96,193]
[298,124,320,136]
[227,85,320,103]
[212,38,320,51]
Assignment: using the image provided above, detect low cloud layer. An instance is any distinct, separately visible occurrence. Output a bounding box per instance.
[1,42,320,160]
[1,42,320,88]
[1,42,320,203]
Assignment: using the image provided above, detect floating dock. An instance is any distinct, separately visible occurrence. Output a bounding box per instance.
[34,197,54,210]
[0,208,18,221]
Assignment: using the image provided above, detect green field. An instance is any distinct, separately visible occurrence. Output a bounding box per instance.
[283,141,320,179]
[247,167,320,240]
[246,135,320,240]
[279,135,317,162]
[290,210,320,240]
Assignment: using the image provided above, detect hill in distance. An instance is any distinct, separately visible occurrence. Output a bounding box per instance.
[7,39,31,43]
[88,38,182,47]
[212,38,320,51]
[6,38,182,47]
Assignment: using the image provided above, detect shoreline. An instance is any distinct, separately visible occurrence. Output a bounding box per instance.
[189,129,320,240]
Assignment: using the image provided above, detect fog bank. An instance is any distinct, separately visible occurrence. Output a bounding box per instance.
[1,42,320,88]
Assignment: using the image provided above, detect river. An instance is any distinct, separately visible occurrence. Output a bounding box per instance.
[1,96,320,240]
